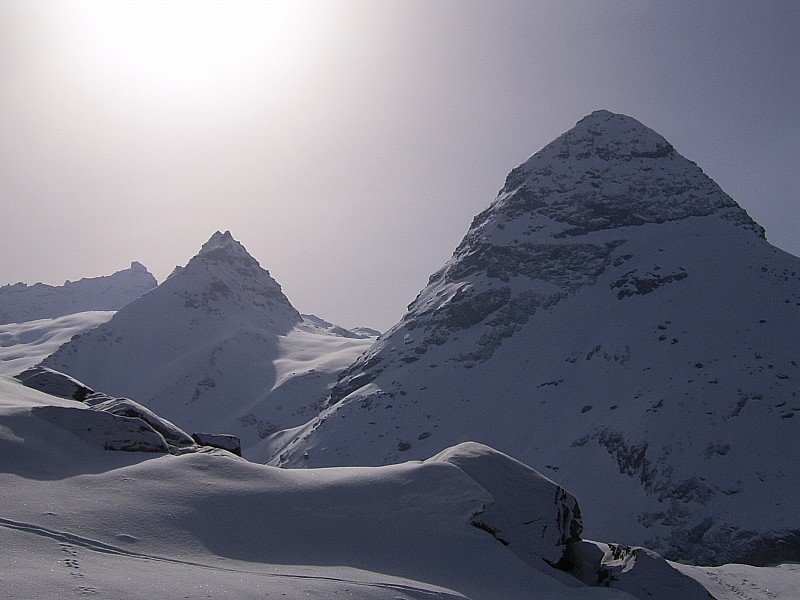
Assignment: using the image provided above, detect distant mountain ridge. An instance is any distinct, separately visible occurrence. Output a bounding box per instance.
[0,262,156,324]
[42,231,375,455]
[269,111,800,565]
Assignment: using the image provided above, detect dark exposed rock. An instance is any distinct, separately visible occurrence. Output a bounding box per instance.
[191,432,242,456]
[15,366,93,401]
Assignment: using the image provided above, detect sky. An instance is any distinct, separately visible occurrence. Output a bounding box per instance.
[1,0,798,331]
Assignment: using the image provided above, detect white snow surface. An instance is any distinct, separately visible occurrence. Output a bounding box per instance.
[0,261,156,324]
[5,375,795,599]
[41,231,376,456]
[270,111,800,565]
[0,311,114,376]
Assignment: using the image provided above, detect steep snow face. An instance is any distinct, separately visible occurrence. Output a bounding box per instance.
[0,262,156,324]
[271,111,800,565]
[40,232,374,456]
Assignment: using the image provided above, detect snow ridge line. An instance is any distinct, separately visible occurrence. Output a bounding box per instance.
[0,516,463,597]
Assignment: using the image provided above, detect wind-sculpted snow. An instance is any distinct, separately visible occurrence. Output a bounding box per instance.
[273,111,800,566]
[429,443,582,566]
[0,311,114,376]
[0,262,156,324]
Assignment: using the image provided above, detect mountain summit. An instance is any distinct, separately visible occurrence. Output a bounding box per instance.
[163,229,301,329]
[42,231,374,452]
[271,111,800,565]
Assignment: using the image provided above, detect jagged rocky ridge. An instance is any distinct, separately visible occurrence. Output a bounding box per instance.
[270,110,800,565]
[41,231,374,456]
[0,262,156,324]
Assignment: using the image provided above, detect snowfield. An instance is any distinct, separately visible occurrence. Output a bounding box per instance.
[0,311,114,376]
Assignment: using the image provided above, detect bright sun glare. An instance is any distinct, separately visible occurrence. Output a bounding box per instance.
[71,0,335,99]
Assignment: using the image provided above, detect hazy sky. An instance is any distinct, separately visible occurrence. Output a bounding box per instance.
[1,1,798,330]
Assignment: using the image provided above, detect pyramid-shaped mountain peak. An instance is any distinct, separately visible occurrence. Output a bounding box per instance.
[272,113,800,566]
[517,109,675,170]
[490,110,764,241]
[167,231,300,324]
[198,230,247,257]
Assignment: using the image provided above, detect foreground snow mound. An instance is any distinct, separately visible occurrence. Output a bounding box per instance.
[3,379,794,598]
[271,111,800,565]
[0,261,156,324]
[0,380,591,599]
[41,231,375,456]
[430,442,582,566]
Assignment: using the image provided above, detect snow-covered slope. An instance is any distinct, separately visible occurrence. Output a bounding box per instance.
[1,374,752,600]
[270,111,800,565]
[0,311,114,376]
[41,231,375,455]
[0,262,156,324]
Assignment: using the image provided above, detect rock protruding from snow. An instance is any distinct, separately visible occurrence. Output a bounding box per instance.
[429,442,581,567]
[15,366,93,401]
[16,368,243,456]
[85,394,195,447]
[301,314,379,339]
[32,405,171,453]
[0,262,157,324]
[564,540,712,599]
[191,432,242,456]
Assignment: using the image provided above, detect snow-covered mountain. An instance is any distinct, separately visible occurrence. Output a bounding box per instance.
[0,262,156,324]
[270,111,800,565]
[0,311,114,376]
[5,371,788,600]
[41,231,375,455]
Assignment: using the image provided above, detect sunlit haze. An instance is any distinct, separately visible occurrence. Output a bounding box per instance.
[1,0,798,330]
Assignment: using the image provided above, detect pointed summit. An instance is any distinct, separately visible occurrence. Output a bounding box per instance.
[272,112,800,565]
[163,231,300,325]
[490,110,763,239]
[197,230,251,259]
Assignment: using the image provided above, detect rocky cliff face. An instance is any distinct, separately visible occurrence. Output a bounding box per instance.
[270,111,800,565]
[0,261,156,324]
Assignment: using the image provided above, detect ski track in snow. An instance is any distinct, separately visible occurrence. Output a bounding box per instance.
[686,566,778,600]
[0,516,461,598]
